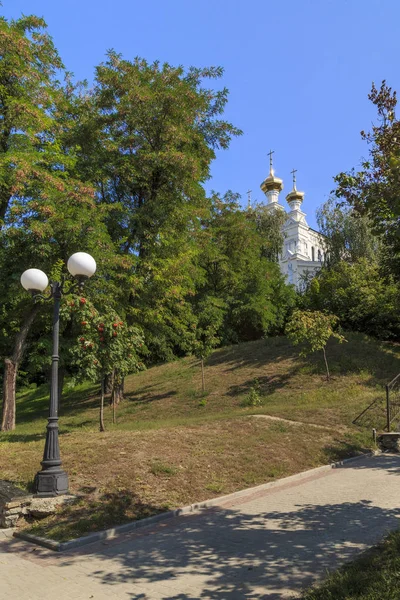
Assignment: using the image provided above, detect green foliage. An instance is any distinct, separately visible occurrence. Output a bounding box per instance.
[316,198,381,267]
[62,297,145,385]
[286,310,346,380]
[243,379,262,407]
[191,296,225,361]
[286,310,345,355]
[197,193,294,345]
[334,81,400,277]
[301,260,400,340]
[0,10,296,416]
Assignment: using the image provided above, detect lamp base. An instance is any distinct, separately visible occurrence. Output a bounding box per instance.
[34,468,69,497]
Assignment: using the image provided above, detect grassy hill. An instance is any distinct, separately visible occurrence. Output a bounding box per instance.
[0,332,398,540]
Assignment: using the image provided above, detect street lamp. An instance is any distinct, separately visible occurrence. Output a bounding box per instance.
[21,252,96,497]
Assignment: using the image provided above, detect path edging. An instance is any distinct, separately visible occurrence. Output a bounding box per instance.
[14,451,376,552]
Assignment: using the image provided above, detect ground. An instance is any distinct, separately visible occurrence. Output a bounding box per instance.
[0,332,397,540]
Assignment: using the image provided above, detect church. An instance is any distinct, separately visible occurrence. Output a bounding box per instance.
[260,153,326,289]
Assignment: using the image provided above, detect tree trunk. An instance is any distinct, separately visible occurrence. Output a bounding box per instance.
[104,373,113,394]
[322,347,330,381]
[112,395,116,425]
[110,370,124,406]
[1,304,40,431]
[201,359,205,393]
[1,360,16,431]
[100,377,105,432]
[112,379,124,404]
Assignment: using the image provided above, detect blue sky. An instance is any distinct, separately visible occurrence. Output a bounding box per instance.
[3,0,400,228]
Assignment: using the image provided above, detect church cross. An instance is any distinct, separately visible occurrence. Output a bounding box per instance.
[291,168,297,189]
[246,189,252,209]
[268,149,275,174]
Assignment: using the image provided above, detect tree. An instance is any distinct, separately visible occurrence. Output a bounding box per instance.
[316,198,381,267]
[191,296,224,393]
[285,310,346,381]
[0,14,69,226]
[299,259,400,340]
[71,55,242,363]
[334,81,400,277]
[196,193,295,344]
[64,298,144,430]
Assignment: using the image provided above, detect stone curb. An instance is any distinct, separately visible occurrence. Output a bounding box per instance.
[14,451,376,552]
[0,528,15,539]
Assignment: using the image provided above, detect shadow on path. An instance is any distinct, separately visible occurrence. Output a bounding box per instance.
[2,455,400,599]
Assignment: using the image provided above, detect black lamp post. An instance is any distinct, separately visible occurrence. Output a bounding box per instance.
[21,252,96,497]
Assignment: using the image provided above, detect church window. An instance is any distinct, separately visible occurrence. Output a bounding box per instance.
[317,249,322,261]
[311,246,315,261]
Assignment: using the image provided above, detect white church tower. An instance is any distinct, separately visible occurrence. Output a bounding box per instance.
[260,151,325,289]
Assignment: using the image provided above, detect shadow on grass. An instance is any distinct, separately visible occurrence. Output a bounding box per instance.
[15,382,99,426]
[322,440,372,463]
[124,389,178,405]
[24,489,167,543]
[0,432,45,443]
[227,373,293,398]
[208,333,400,386]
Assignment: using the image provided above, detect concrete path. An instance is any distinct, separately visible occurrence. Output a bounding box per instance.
[1,453,400,600]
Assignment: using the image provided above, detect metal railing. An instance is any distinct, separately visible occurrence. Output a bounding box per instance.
[386,373,400,431]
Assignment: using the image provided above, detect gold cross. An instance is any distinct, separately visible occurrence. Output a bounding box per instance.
[268,149,275,173]
[246,189,252,208]
[291,168,297,188]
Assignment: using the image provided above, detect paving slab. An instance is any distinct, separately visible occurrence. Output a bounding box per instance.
[1,453,400,599]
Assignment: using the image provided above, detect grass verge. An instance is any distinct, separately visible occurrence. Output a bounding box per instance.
[300,529,400,600]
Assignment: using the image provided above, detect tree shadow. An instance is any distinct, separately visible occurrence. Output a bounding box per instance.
[50,498,400,599]
[207,334,400,387]
[124,389,178,405]
[1,456,399,597]
[21,490,167,544]
[15,383,99,426]
[227,374,293,398]
[0,430,75,443]
[335,452,400,476]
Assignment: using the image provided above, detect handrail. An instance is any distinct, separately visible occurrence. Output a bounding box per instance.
[386,372,400,432]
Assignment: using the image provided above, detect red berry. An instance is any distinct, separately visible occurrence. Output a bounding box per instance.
[113,323,118,328]
[80,337,85,342]
[113,332,117,337]
[81,321,87,326]
[100,337,104,342]
[80,297,86,304]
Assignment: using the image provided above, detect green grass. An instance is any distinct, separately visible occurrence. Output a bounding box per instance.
[300,529,400,599]
[0,331,397,541]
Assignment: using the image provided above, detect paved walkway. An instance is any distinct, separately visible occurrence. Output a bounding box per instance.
[1,453,400,600]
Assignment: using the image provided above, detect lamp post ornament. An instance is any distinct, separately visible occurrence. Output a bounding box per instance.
[21,252,96,497]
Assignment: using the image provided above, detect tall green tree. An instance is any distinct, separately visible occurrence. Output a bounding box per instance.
[316,198,381,267]
[196,193,295,344]
[334,81,400,277]
[72,54,242,361]
[0,14,69,225]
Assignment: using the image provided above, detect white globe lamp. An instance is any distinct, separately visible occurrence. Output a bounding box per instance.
[67,252,96,279]
[20,269,49,293]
